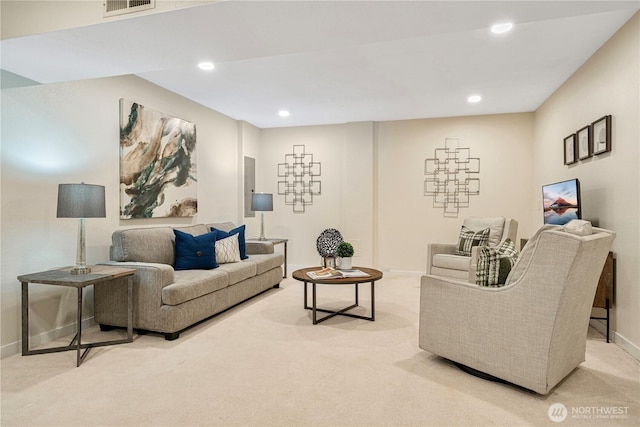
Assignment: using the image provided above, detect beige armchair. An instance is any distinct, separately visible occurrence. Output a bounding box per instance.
[426,217,518,282]
[419,223,615,394]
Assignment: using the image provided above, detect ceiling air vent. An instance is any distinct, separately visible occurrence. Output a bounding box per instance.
[103,0,155,17]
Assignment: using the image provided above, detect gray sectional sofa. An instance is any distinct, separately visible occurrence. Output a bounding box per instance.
[95,222,284,340]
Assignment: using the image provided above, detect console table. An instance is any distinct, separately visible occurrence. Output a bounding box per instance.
[19,265,136,366]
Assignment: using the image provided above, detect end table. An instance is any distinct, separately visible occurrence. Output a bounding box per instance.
[247,237,288,278]
[19,265,136,367]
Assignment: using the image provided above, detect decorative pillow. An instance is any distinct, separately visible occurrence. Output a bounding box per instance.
[211,225,248,260]
[563,219,593,236]
[476,238,518,287]
[215,233,241,264]
[173,229,218,270]
[455,226,490,256]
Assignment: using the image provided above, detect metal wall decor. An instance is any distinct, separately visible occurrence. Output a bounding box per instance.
[277,144,321,213]
[424,137,480,218]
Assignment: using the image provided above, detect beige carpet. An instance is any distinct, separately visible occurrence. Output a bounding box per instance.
[1,273,638,427]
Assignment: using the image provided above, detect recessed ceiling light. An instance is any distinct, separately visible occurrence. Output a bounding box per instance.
[198,61,215,71]
[467,95,482,103]
[278,110,290,117]
[491,22,513,34]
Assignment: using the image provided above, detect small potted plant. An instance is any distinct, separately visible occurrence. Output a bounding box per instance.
[335,241,354,270]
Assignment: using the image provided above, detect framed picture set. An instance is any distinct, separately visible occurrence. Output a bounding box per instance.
[576,125,591,160]
[564,134,576,165]
[592,115,611,155]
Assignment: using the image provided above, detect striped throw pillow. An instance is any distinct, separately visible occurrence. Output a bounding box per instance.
[476,238,518,287]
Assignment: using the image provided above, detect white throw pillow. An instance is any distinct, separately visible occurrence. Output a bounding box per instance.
[563,219,593,236]
[215,234,241,264]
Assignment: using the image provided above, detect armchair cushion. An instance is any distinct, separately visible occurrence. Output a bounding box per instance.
[463,216,506,247]
[432,253,472,271]
[476,238,518,287]
[455,226,490,256]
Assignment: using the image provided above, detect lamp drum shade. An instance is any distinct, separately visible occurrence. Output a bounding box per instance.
[251,193,273,212]
[57,183,106,218]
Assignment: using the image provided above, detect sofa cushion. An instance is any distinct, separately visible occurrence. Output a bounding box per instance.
[207,222,236,233]
[174,229,218,270]
[211,224,249,260]
[217,261,257,285]
[432,254,472,271]
[248,253,286,275]
[215,234,241,264]
[463,217,505,247]
[174,224,210,236]
[476,238,518,287]
[455,226,490,256]
[163,269,229,306]
[111,226,175,265]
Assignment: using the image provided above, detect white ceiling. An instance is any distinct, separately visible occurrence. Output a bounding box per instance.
[1,1,638,128]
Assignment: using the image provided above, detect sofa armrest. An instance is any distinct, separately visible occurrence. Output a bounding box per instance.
[246,241,274,255]
[426,243,456,274]
[99,261,175,287]
[95,261,175,331]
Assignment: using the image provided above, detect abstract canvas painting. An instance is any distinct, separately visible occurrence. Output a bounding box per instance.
[119,99,197,219]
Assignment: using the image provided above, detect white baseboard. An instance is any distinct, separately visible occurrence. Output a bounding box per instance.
[1,317,96,359]
[381,269,423,277]
[612,330,640,361]
[589,319,640,361]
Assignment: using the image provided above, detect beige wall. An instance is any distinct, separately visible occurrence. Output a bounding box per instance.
[258,122,376,268]
[376,114,535,272]
[238,120,264,237]
[0,75,243,355]
[533,12,639,356]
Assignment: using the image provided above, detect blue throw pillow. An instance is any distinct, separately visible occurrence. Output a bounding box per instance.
[174,229,218,270]
[210,225,248,260]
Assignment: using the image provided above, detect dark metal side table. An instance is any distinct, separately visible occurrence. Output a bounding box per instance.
[19,265,136,366]
[248,237,288,277]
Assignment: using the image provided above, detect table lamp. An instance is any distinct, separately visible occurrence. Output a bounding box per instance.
[251,193,273,240]
[57,183,106,274]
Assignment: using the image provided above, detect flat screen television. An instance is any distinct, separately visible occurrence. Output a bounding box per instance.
[542,178,581,225]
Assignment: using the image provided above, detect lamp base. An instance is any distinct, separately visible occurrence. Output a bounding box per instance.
[259,212,267,241]
[70,266,92,275]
